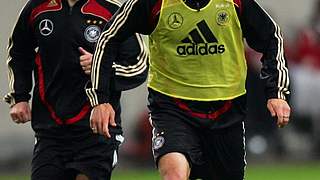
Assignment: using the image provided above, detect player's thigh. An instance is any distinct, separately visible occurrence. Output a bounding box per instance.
[206,122,246,180]
[150,108,205,169]
[68,133,122,180]
[31,137,73,180]
[32,165,71,180]
[148,89,204,165]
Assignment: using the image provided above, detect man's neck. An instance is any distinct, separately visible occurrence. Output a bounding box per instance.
[184,0,210,11]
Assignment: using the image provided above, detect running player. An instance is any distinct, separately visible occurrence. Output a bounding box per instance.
[87,0,291,179]
[5,0,148,179]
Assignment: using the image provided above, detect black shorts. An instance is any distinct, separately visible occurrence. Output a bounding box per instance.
[148,89,247,180]
[31,126,123,180]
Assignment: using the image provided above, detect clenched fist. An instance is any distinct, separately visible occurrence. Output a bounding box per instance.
[10,101,31,124]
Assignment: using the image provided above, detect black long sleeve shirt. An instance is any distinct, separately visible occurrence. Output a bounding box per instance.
[4,0,148,130]
[87,0,290,105]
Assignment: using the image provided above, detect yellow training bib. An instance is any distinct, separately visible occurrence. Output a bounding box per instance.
[148,0,247,101]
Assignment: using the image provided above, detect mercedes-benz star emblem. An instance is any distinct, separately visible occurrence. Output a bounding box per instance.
[39,19,54,36]
[168,12,183,29]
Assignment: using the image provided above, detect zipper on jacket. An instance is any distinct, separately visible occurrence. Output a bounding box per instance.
[69,6,73,15]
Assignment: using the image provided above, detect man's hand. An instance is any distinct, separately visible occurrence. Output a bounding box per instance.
[79,47,93,75]
[90,103,117,138]
[267,98,291,128]
[10,102,31,124]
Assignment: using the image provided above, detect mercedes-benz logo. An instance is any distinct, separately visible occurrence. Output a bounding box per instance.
[39,19,54,36]
[168,12,183,29]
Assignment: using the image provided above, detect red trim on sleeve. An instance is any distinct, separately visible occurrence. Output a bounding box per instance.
[233,0,242,14]
[29,0,62,23]
[35,54,91,125]
[81,0,113,21]
[174,99,232,120]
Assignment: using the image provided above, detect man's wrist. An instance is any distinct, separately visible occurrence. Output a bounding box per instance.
[85,86,109,107]
[266,90,289,102]
[4,93,30,107]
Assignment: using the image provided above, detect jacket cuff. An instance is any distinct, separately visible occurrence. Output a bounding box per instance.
[265,89,290,101]
[93,92,109,107]
[85,82,109,107]
[4,93,30,107]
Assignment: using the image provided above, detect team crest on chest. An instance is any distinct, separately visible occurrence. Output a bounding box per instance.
[39,19,54,36]
[167,12,183,29]
[216,9,230,26]
[84,25,101,42]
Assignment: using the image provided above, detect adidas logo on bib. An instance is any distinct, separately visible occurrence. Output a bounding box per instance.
[176,20,225,56]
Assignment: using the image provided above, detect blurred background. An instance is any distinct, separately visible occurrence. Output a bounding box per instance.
[0,0,320,179]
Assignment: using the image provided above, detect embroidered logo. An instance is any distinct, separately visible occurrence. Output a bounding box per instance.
[47,0,58,7]
[84,25,101,42]
[39,19,54,36]
[153,136,165,150]
[216,10,230,26]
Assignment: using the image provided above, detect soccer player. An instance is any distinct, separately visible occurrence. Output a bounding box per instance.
[87,0,291,179]
[4,0,148,179]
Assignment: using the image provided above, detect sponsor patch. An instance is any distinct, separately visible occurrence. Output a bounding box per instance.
[39,19,54,36]
[177,20,225,56]
[168,12,183,29]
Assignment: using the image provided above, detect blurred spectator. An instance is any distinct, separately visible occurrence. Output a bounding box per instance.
[245,47,285,158]
[291,0,320,155]
[121,111,153,166]
[294,0,320,69]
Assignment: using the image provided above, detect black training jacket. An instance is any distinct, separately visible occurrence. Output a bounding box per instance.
[4,0,148,131]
